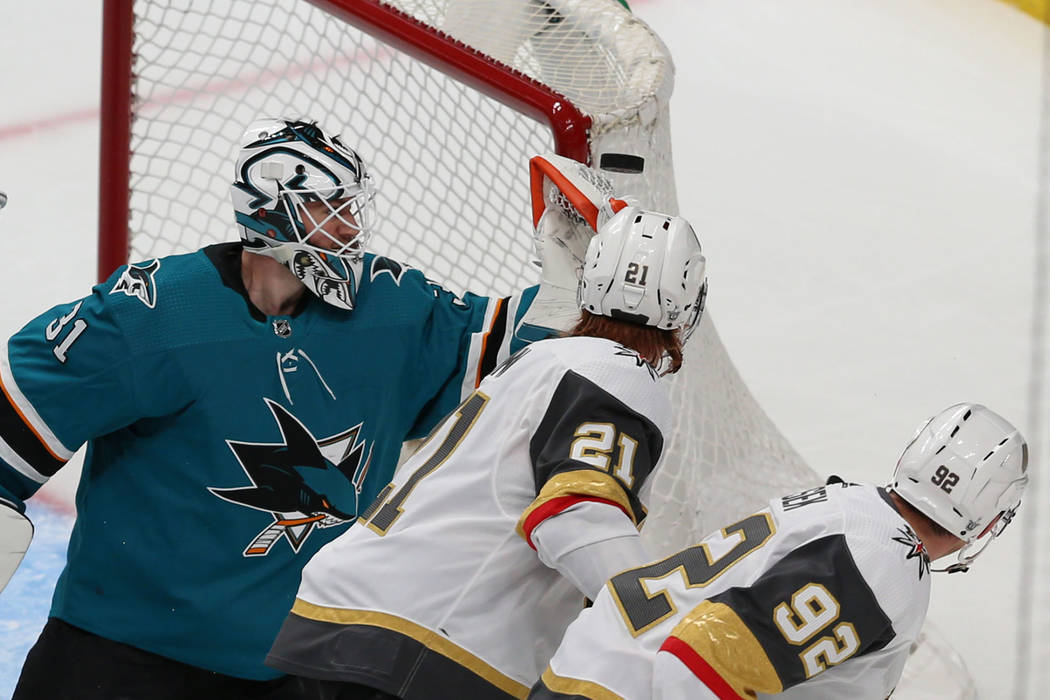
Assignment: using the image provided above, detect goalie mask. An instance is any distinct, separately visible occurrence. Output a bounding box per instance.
[578,206,708,340]
[892,403,1028,573]
[231,118,377,311]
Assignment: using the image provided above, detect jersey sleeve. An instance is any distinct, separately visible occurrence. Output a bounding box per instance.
[516,367,664,548]
[0,275,189,508]
[656,534,898,699]
[530,500,650,599]
[652,651,722,700]
[404,274,546,441]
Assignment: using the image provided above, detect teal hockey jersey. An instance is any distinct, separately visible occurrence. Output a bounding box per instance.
[0,242,543,679]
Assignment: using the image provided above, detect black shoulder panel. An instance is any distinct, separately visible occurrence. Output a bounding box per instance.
[529,369,662,518]
[709,534,896,689]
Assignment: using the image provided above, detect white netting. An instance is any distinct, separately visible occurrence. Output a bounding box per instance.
[121,0,813,558]
[128,0,551,296]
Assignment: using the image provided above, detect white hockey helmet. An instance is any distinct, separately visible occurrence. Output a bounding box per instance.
[892,403,1029,573]
[577,206,708,340]
[230,118,377,311]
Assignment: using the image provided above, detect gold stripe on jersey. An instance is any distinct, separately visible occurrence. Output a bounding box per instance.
[290,599,530,698]
[537,666,626,700]
[668,600,783,696]
[516,468,638,542]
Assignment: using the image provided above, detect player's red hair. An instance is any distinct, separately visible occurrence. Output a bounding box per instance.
[568,311,684,375]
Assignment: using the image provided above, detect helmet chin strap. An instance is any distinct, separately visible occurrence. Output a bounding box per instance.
[930,512,1012,574]
[251,242,296,266]
[931,560,970,575]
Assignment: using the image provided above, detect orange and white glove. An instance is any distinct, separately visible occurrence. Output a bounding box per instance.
[521,153,633,333]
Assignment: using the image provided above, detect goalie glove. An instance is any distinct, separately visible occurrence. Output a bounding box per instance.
[521,153,633,333]
[0,500,33,594]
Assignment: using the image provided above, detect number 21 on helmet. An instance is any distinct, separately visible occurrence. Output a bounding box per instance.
[578,205,708,341]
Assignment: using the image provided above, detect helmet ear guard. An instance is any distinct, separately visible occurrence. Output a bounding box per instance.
[230,117,377,311]
[891,403,1029,573]
[577,206,708,340]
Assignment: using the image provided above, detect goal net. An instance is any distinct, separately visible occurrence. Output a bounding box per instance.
[98,1,973,696]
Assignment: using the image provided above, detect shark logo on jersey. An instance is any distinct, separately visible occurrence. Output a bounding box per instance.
[110,259,161,308]
[208,398,373,557]
[891,525,931,579]
[370,256,410,284]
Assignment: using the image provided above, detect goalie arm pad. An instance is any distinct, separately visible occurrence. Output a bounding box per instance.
[530,500,650,600]
[520,154,631,334]
[0,499,32,594]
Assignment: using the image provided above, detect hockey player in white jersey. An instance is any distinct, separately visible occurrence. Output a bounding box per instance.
[265,156,709,699]
[530,403,1029,700]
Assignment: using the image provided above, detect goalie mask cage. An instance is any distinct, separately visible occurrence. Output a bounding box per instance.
[97,3,973,695]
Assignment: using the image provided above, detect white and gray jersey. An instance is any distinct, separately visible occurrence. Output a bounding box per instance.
[267,336,671,699]
[532,480,932,700]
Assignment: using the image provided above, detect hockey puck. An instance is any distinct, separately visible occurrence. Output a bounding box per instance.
[0,191,6,209]
[599,153,645,174]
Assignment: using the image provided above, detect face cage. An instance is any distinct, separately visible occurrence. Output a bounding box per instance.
[277,179,377,271]
[678,279,709,345]
[931,501,1021,574]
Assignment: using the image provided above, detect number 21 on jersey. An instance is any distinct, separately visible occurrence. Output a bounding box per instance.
[570,422,639,489]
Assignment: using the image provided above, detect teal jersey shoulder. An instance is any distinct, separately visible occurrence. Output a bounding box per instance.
[0,243,545,679]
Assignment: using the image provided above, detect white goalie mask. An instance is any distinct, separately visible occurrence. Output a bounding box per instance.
[578,206,708,340]
[230,118,377,311]
[892,403,1029,573]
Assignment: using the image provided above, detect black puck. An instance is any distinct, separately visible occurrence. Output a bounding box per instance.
[599,153,645,174]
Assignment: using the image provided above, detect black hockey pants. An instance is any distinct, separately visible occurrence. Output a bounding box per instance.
[13,617,320,700]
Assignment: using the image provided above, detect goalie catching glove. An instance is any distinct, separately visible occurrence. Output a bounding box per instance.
[0,500,32,594]
[521,153,633,333]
